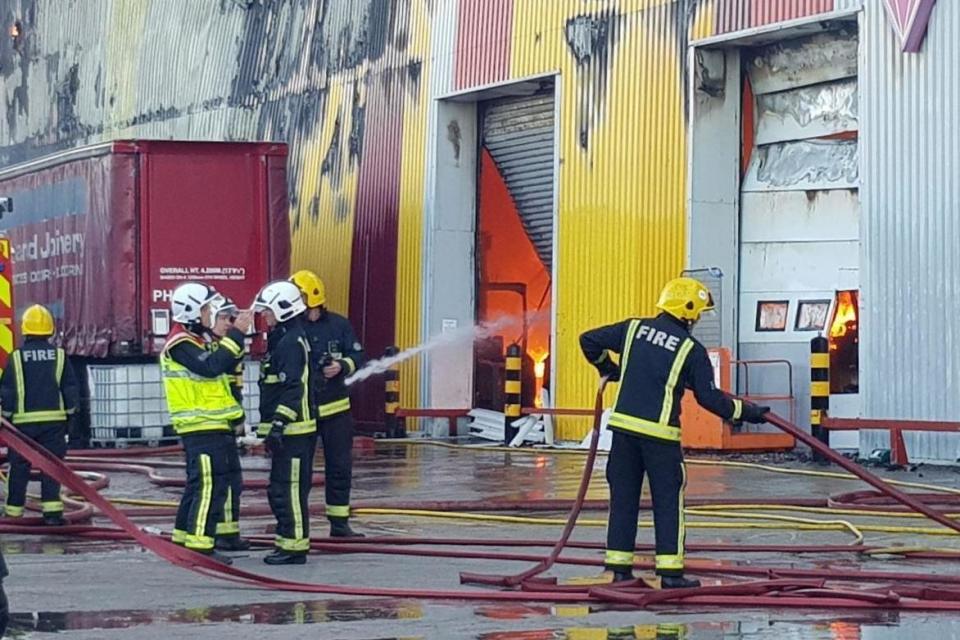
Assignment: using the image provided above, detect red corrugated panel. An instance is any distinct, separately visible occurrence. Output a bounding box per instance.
[455,0,513,90]
[749,0,834,28]
[0,147,137,357]
[348,79,404,431]
[713,0,836,34]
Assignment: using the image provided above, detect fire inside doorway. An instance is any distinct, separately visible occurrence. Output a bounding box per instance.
[474,87,556,412]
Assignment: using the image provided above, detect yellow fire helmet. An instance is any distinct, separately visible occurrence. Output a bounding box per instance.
[290,269,327,308]
[655,277,715,323]
[21,304,55,337]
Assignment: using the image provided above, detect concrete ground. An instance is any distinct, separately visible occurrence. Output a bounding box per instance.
[6,439,960,639]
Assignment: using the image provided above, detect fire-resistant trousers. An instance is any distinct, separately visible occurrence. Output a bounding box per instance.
[172,431,233,551]
[5,422,68,518]
[604,429,687,576]
[317,411,354,520]
[268,432,316,554]
[215,438,244,540]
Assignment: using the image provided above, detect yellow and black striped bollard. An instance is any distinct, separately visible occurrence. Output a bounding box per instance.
[810,336,830,462]
[384,345,403,438]
[504,343,522,445]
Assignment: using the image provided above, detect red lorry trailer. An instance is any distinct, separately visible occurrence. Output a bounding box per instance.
[0,140,290,445]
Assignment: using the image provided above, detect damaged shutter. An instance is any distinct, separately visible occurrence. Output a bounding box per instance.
[481,92,556,271]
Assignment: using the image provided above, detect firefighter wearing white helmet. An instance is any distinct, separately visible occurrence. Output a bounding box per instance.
[160,282,253,564]
[579,277,769,589]
[253,280,316,565]
[206,295,251,552]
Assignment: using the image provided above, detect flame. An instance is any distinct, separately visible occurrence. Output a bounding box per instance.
[830,291,858,339]
[531,352,548,408]
[534,360,546,379]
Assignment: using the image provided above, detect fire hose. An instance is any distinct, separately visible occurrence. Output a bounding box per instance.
[6,399,960,610]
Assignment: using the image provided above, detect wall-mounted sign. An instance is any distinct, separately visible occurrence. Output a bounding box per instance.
[795,299,832,332]
[755,300,789,332]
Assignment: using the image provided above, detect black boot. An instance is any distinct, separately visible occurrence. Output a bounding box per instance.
[196,549,233,565]
[612,569,635,583]
[263,550,307,565]
[660,574,701,589]
[215,535,252,552]
[42,513,67,527]
[329,517,364,538]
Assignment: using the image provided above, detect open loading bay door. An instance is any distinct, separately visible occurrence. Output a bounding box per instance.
[737,28,860,448]
[474,88,556,412]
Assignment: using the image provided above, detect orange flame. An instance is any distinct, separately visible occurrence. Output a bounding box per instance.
[830,291,858,339]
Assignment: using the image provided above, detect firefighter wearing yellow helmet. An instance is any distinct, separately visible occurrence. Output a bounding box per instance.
[290,269,365,538]
[579,277,768,588]
[0,305,80,527]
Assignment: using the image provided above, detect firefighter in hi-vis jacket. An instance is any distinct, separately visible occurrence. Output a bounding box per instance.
[580,277,769,589]
[161,282,252,564]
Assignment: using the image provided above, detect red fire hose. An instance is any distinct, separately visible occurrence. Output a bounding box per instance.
[764,412,960,534]
[7,408,960,610]
[459,378,610,587]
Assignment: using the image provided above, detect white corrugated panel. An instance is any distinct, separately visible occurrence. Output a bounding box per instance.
[860,0,960,463]
[481,92,556,271]
[835,0,865,11]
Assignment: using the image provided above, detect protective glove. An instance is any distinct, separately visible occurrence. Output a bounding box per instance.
[264,422,285,456]
[739,402,770,425]
[597,361,621,383]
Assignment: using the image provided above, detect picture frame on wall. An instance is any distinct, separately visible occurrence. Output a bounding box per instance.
[755,300,789,332]
[795,299,832,332]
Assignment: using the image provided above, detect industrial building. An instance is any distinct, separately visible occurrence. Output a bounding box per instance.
[0,0,956,460]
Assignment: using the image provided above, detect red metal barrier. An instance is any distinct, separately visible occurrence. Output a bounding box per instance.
[821,417,960,466]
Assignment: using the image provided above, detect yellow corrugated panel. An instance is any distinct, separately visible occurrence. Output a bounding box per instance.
[394,0,433,428]
[511,1,688,440]
[690,0,716,40]
[290,67,366,314]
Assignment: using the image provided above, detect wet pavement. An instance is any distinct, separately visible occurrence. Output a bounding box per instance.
[5,440,960,639]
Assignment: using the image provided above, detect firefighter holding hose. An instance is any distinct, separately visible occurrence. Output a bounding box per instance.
[0,304,80,527]
[290,270,365,538]
[253,280,316,565]
[580,277,769,588]
[161,283,251,564]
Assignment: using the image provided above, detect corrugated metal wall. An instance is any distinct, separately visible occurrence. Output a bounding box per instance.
[860,0,960,462]
[710,0,836,34]
[1,0,894,440]
[509,0,689,439]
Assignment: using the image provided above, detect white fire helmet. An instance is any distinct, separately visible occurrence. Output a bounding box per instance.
[253,280,306,323]
[171,282,223,324]
[209,296,238,320]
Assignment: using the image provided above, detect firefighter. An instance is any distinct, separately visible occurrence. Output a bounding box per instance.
[161,282,252,564]
[253,280,316,565]
[580,277,769,589]
[208,296,251,552]
[290,270,365,538]
[0,304,80,526]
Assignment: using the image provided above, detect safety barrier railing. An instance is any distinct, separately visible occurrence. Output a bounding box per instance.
[821,417,960,466]
[733,358,796,425]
